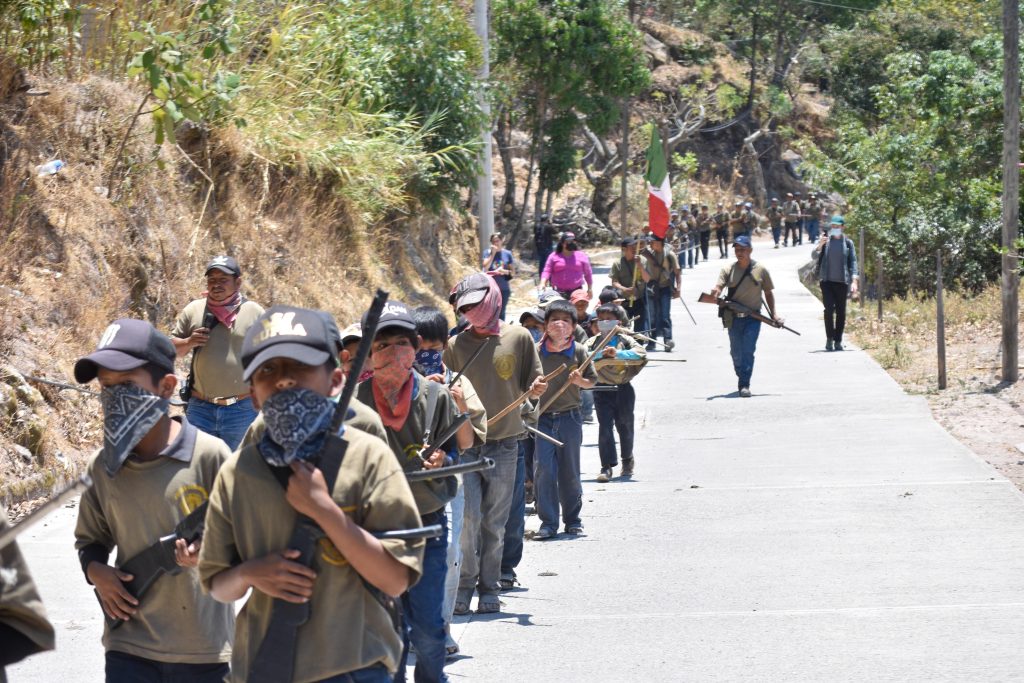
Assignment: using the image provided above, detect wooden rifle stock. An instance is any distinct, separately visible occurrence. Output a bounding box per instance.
[697,292,800,336]
[486,364,566,427]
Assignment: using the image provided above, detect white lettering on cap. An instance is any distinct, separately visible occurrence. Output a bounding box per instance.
[255,311,307,344]
[382,302,408,317]
[98,324,121,349]
[211,256,230,266]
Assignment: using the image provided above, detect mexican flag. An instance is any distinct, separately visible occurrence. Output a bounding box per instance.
[645,127,671,239]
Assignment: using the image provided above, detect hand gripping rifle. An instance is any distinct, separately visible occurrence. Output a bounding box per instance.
[537,325,618,415]
[697,292,801,335]
[250,289,390,683]
[100,499,209,630]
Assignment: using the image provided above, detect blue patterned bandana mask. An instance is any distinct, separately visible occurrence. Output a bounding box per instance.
[414,349,444,377]
[100,384,170,477]
[258,388,336,467]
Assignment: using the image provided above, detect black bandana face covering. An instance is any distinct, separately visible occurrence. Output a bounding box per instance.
[100,383,170,477]
[258,388,336,467]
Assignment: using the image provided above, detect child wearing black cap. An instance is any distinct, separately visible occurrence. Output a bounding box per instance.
[72,319,234,682]
[198,305,424,682]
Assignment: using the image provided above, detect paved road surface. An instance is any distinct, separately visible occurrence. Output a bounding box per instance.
[10,239,1024,681]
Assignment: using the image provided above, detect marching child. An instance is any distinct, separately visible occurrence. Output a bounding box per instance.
[532,300,597,539]
[73,319,233,682]
[198,305,424,682]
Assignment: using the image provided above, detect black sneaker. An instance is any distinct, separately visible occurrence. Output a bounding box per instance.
[834,342,844,351]
[621,458,634,477]
[826,339,834,352]
[596,467,613,483]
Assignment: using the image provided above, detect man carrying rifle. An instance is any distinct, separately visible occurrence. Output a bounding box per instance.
[198,305,424,682]
[72,319,233,681]
[444,274,546,615]
[355,301,468,683]
[710,235,781,398]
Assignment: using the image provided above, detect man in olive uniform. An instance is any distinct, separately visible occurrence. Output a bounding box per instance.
[712,202,730,258]
[1,508,55,680]
[640,236,681,352]
[696,204,713,261]
[783,193,801,247]
[767,197,784,249]
[609,237,646,332]
[172,256,265,450]
[710,235,781,397]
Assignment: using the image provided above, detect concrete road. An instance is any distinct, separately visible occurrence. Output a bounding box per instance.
[9,238,1024,681]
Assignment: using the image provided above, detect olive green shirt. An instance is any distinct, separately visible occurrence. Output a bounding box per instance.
[236,396,387,454]
[198,428,424,682]
[537,342,597,414]
[641,247,680,289]
[715,260,775,313]
[356,373,460,514]
[609,255,647,296]
[584,332,647,386]
[74,418,234,664]
[172,299,265,399]
[443,322,542,442]
[0,508,55,663]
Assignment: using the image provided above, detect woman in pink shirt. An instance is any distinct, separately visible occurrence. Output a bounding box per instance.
[541,231,593,299]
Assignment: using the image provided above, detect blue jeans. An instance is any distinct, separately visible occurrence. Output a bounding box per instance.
[458,438,519,604]
[645,285,673,342]
[534,410,584,533]
[185,397,257,451]
[806,218,820,242]
[771,225,781,245]
[321,665,391,683]
[443,485,464,626]
[501,441,527,582]
[495,277,511,322]
[105,651,228,683]
[397,513,449,683]
[728,317,762,389]
[580,388,594,421]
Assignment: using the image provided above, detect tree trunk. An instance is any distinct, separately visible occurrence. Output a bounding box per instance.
[747,10,759,109]
[494,107,517,224]
[514,89,547,237]
[591,175,619,227]
[1002,0,1020,382]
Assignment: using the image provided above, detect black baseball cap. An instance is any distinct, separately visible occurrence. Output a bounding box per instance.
[364,300,416,334]
[519,308,545,325]
[620,237,637,247]
[598,286,622,304]
[241,305,335,381]
[450,273,492,311]
[205,255,241,277]
[74,319,176,383]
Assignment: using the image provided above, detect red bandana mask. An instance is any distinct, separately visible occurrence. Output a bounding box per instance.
[544,320,573,353]
[464,276,502,336]
[371,345,416,430]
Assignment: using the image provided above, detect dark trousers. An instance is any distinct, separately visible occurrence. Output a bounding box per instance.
[105,652,229,683]
[645,285,673,342]
[699,231,711,260]
[821,280,849,344]
[783,222,800,246]
[771,225,782,245]
[716,228,728,256]
[727,317,762,389]
[623,296,645,335]
[495,277,510,322]
[594,383,636,469]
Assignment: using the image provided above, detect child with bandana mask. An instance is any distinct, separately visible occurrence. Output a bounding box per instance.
[355,301,473,683]
[532,300,598,540]
[198,305,424,682]
[584,305,647,482]
[72,319,234,682]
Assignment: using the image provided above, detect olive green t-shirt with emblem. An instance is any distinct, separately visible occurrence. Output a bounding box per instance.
[172,298,265,399]
[715,260,774,313]
[236,396,387,454]
[443,322,541,442]
[536,342,597,415]
[73,417,234,664]
[198,427,424,682]
[357,372,460,514]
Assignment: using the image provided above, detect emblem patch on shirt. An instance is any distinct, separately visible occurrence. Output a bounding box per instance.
[493,353,515,381]
[174,484,208,516]
[318,537,349,567]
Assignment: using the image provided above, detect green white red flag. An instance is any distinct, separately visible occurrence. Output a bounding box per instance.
[645,126,671,239]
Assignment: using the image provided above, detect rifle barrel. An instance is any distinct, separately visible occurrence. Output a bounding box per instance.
[373,524,444,541]
[406,457,495,482]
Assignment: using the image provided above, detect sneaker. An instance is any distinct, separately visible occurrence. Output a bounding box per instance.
[534,528,556,540]
[596,468,612,483]
[664,339,676,351]
[826,339,834,352]
[621,458,634,477]
[524,481,535,505]
[565,526,584,535]
[739,387,752,398]
[646,343,656,352]
[834,342,844,351]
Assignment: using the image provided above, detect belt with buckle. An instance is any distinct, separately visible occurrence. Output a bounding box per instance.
[192,391,250,406]
[734,312,750,318]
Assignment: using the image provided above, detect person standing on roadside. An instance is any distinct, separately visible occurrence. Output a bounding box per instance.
[482,233,515,322]
[640,236,681,352]
[609,237,646,332]
[171,256,264,450]
[813,215,859,352]
[534,213,555,272]
[767,197,784,249]
[805,193,822,242]
[710,235,781,397]
[540,232,593,300]
[713,202,730,258]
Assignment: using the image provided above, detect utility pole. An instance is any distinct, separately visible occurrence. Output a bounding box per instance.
[474,0,495,257]
[1001,0,1020,383]
[618,0,638,237]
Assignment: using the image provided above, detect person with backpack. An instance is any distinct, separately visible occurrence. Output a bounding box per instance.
[813,215,859,352]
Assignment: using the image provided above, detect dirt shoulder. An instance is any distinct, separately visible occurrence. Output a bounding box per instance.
[844,285,1024,492]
